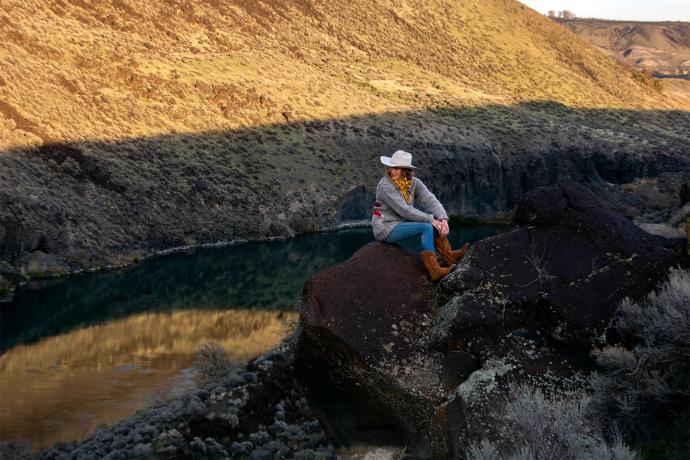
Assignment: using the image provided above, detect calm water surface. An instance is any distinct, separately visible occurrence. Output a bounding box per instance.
[0,225,503,449]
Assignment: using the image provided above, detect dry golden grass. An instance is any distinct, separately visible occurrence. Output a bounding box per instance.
[1,0,687,151]
[0,308,297,448]
[661,78,690,105]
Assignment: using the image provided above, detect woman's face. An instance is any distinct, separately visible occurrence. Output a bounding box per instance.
[389,167,404,180]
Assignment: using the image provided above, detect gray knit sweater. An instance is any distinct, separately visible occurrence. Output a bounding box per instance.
[371,175,449,241]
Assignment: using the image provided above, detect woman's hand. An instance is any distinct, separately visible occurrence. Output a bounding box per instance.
[433,219,449,238]
[441,219,450,236]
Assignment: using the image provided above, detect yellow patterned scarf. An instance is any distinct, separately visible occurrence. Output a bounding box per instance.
[393,176,412,204]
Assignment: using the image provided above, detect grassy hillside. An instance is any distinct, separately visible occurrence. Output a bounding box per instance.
[0,0,688,274]
[1,0,687,150]
[553,18,690,78]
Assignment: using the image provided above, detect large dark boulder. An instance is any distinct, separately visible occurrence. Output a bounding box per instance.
[437,182,685,346]
[293,242,451,456]
[292,183,688,458]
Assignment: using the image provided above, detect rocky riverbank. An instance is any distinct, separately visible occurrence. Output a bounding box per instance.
[2,184,688,460]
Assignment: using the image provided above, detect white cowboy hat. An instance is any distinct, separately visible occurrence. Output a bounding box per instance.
[380,150,418,169]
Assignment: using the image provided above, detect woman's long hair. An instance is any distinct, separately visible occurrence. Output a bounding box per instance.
[386,167,415,180]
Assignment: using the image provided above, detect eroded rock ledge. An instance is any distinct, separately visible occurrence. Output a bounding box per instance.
[292,183,688,458]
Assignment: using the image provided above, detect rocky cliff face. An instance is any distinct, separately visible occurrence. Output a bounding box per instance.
[292,184,688,457]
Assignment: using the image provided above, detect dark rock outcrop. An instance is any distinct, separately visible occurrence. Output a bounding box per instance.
[438,182,684,346]
[293,242,449,456]
[293,183,688,458]
[15,250,71,277]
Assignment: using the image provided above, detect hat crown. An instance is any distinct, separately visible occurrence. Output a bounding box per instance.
[390,150,413,167]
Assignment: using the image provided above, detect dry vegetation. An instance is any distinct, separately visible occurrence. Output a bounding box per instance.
[467,267,690,459]
[1,0,688,150]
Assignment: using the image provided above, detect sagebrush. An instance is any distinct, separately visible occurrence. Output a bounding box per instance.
[466,384,637,460]
[193,341,235,383]
[467,267,690,459]
[588,266,690,439]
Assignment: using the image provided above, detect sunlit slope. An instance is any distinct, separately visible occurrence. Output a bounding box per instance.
[0,0,684,149]
[554,18,690,76]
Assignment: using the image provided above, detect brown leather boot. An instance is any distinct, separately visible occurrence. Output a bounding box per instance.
[434,236,470,266]
[421,251,455,281]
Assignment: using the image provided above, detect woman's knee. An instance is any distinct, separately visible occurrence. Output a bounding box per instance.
[420,223,435,251]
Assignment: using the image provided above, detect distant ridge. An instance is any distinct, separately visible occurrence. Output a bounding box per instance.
[553,18,690,78]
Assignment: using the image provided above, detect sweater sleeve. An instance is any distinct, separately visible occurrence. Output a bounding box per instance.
[380,180,434,223]
[414,178,448,220]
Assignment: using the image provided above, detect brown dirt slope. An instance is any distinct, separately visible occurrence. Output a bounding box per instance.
[0,0,687,149]
[554,18,690,77]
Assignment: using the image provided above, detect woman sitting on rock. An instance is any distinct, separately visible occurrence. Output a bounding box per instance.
[371,150,469,281]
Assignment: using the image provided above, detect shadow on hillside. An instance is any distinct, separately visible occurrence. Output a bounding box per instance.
[0,101,686,266]
[0,101,687,262]
[0,102,690,224]
[0,101,688,260]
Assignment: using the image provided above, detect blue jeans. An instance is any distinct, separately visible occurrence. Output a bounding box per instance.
[385,222,439,252]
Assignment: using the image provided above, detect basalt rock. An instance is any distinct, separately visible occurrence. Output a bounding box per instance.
[292,183,688,458]
[438,182,686,347]
[293,242,450,457]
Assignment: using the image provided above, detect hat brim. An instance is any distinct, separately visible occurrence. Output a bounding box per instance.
[380,156,418,169]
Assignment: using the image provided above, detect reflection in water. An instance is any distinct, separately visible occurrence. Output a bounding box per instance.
[0,309,296,449]
[1,228,373,353]
[0,226,501,353]
[0,225,504,449]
